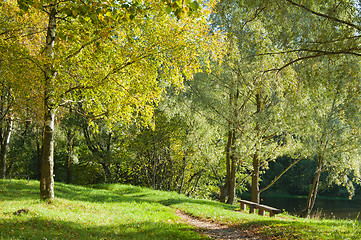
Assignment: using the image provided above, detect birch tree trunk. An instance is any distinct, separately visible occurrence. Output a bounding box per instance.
[0,59,12,179]
[40,4,57,200]
[0,116,12,179]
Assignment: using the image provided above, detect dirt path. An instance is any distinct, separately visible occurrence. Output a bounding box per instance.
[176,210,261,240]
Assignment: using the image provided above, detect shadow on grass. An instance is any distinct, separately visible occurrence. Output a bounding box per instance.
[158,198,236,210]
[57,182,238,213]
[234,217,361,240]
[92,183,144,195]
[93,183,237,210]
[55,185,164,207]
[1,180,234,213]
[0,216,207,240]
[0,181,210,239]
[3,180,359,239]
[0,180,39,201]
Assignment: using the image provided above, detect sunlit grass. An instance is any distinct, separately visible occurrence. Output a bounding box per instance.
[0,180,206,240]
[96,183,361,240]
[1,180,360,239]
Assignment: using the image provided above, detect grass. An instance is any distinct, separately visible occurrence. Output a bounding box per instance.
[0,180,204,240]
[1,180,360,239]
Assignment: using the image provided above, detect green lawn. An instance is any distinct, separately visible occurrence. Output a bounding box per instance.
[0,180,360,239]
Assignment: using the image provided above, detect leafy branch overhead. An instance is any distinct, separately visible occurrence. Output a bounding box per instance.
[17,0,202,21]
[2,0,361,222]
[2,0,223,200]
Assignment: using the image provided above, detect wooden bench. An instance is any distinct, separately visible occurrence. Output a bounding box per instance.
[238,199,283,217]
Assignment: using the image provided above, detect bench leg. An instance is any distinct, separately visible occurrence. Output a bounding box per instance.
[240,203,246,211]
[258,209,265,216]
[249,207,256,214]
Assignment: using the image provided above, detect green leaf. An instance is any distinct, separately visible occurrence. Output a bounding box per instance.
[174,9,181,19]
[189,1,199,11]
[78,6,87,15]
[64,8,73,17]
[18,0,30,11]
[90,13,97,23]
[58,31,66,40]
[165,6,172,14]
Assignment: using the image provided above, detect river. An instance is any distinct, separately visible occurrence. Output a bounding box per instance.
[243,196,361,220]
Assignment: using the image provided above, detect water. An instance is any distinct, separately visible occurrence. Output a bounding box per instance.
[249,196,361,220]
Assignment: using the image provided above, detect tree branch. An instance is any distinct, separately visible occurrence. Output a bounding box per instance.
[58,85,95,100]
[4,29,46,41]
[285,0,361,31]
[260,157,303,193]
[65,37,103,60]
[265,49,361,73]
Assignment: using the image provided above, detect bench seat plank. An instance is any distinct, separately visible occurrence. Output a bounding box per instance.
[238,200,283,217]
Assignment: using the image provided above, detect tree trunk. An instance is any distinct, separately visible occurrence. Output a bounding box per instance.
[251,91,262,204]
[0,116,12,179]
[66,130,74,184]
[224,86,241,205]
[101,162,113,183]
[0,81,12,179]
[301,155,324,217]
[36,129,42,181]
[251,151,260,203]
[191,170,204,195]
[226,129,237,205]
[220,128,233,203]
[40,107,55,200]
[40,5,57,201]
[226,153,237,205]
[186,169,204,196]
[0,149,4,179]
[178,154,187,194]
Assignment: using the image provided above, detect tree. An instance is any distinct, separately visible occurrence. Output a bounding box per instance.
[238,0,361,70]
[82,119,120,183]
[0,0,44,179]
[188,0,302,205]
[279,0,361,64]
[11,0,220,200]
[58,109,83,184]
[0,57,13,179]
[0,87,13,180]
[160,94,225,198]
[126,110,186,190]
[209,0,361,208]
[294,56,361,217]
[248,0,361,215]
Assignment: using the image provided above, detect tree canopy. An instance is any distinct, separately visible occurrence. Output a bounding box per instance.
[2,0,361,218]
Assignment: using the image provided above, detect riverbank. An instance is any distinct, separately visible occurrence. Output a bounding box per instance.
[1,180,360,239]
[240,192,361,220]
